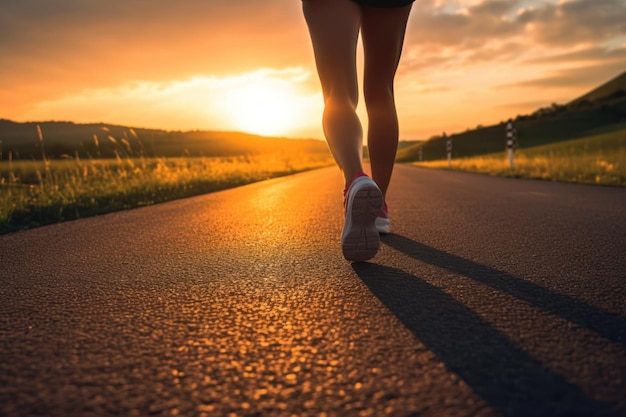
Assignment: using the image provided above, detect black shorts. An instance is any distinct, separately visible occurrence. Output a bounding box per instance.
[351,0,414,7]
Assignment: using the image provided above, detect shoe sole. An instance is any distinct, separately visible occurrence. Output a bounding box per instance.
[341,179,383,262]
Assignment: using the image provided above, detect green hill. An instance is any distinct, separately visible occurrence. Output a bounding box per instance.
[570,71,626,105]
[0,120,329,160]
[397,70,626,162]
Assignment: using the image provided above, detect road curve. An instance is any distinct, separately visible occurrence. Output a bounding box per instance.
[1,165,625,417]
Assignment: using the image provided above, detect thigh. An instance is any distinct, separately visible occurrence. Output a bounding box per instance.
[360,4,412,93]
[302,0,362,103]
[353,0,414,7]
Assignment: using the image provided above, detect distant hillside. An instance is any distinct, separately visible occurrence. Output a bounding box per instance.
[397,70,626,162]
[0,120,329,160]
[570,71,626,105]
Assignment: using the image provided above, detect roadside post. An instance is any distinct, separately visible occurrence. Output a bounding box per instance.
[419,146,423,162]
[446,138,452,167]
[506,119,517,169]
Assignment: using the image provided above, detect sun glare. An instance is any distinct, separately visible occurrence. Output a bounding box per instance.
[20,68,323,138]
[221,78,307,137]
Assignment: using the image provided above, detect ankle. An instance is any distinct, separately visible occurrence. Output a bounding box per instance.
[343,171,368,195]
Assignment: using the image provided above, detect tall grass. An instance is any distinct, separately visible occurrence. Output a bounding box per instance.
[0,129,332,233]
[413,128,626,186]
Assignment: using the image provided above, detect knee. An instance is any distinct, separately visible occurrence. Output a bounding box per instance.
[363,83,394,107]
[324,88,359,111]
[364,93,395,118]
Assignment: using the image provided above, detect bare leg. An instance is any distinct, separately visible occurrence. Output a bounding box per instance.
[361,5,412,199]
[302,0,363,187]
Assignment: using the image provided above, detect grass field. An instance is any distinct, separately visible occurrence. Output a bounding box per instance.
[3,112,624,234]
[413,127,626,186]
[0,153,333,234]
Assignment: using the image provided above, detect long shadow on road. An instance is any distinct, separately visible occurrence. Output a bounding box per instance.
[352,234,622,417]
[381,234,626,348]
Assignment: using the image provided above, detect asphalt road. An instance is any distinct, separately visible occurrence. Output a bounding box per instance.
[1,165,625,417]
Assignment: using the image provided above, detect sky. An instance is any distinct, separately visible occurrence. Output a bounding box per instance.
[1,0,625,140]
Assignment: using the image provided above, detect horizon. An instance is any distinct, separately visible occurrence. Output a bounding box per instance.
[1,0,625,140]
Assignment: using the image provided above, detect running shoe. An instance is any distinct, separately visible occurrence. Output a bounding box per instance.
[341,174,383,262]
[375,202,390,234]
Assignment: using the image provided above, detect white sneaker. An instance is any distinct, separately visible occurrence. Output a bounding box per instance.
[341,175,383,262]
[375,202,390,234]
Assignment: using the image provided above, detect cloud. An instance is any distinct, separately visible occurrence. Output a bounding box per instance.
[526,46,626,64]
[0,0,307,64]
[518,0,626,46]
[505,63,626,91]
[0,0,312,105]
[406,0,523,47]
[392,0,626,138]
[404,0,626,66]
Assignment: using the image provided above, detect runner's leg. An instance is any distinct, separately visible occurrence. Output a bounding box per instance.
[302,0,363,187]
[361,4,412,198]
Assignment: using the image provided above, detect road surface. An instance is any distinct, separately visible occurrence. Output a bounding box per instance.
[1,165,625,416]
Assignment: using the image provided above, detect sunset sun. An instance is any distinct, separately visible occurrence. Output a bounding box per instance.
[221,78,309,137]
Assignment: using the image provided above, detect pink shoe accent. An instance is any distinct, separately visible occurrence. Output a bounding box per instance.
[343,172,369,205]
[379,202,389,218]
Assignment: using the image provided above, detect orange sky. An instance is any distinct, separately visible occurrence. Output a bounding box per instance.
[1,0,625,140]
